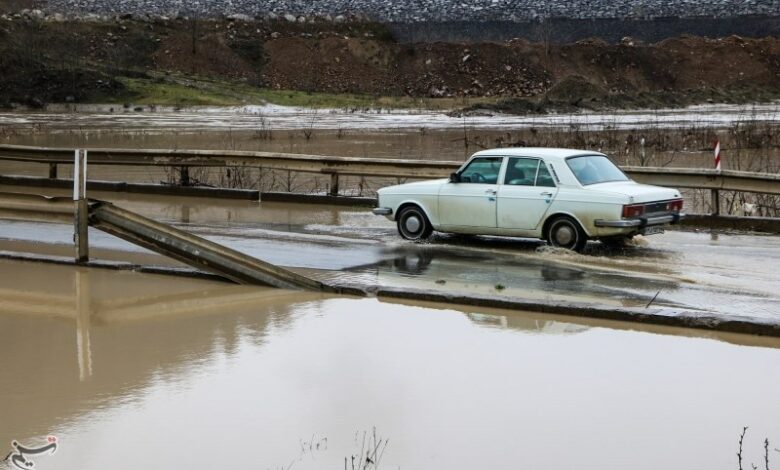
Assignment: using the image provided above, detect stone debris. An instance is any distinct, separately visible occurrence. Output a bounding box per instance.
[34,0,780,22]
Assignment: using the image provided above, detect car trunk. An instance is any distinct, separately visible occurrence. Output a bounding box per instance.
[588,181,680,205]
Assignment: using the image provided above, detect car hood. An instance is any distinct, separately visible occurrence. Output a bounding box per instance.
[588,181,682,203]
[378,178,448,195]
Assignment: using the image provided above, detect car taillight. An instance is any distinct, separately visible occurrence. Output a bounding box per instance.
[622,204,645,218]
[667,199,684,212]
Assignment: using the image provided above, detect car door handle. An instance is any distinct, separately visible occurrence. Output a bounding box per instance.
[485,189,497,195]
[540,191,554,197]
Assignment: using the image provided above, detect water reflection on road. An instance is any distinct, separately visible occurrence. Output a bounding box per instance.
[1,259,779,470]
[1,186,778,317]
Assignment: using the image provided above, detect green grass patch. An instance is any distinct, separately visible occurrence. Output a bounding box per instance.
[117,78,246,106]
[113,75,497,110]
[259,89,499,110]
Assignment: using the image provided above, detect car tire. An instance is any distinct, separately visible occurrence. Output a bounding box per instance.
[546,216,587,252]
[397,206,433,241]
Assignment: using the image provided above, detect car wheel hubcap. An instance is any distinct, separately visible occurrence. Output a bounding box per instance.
[405,215,421,234]
[555,225,575,246]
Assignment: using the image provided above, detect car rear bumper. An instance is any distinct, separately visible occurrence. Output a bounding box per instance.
[595,213,685,228]
[372,207,393,216]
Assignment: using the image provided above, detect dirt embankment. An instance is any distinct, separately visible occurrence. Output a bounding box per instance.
[1,15,780,110]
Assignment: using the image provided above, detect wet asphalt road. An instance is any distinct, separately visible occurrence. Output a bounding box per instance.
[0,188,778,319]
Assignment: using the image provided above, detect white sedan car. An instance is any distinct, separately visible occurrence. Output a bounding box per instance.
[372,148,684,251]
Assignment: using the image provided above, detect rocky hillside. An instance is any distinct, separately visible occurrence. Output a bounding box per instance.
[1,15,780,110]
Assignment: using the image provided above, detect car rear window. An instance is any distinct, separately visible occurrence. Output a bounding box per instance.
[566,155,629,185]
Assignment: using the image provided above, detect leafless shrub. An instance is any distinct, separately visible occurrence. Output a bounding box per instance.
[345,427,388,470]
[161,165,210,186]
[736,427,775,470]
[253,115,274,141]
[765,438,770,470]
[739,427,748,470]
[218,165,254,189]
[302,109,318,140]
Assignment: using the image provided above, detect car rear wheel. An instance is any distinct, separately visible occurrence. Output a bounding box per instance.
[397,206,433,241]
[546,216,587,252]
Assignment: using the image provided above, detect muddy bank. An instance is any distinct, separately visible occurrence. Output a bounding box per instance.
[2,16,780,110]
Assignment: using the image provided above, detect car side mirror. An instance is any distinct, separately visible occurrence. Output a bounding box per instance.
[449,172,460,183]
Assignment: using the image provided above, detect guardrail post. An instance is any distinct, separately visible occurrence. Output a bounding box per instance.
[329,173,339,196]
[48,163,57,179]
[710,189,720,216]
[180,166,190,186]
[74,149,89,263]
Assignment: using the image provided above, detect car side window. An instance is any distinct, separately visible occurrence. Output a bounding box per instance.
[459,157,502,184]
[504,158,539,186]
[536,162,556,187]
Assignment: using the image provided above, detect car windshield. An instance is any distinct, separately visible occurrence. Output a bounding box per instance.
[566,155,629,185]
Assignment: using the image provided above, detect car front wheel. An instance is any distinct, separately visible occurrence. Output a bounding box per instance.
[546,216,587,252]
[397,206,433,241]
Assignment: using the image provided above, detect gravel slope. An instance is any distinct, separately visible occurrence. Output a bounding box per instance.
[40,0,780,22]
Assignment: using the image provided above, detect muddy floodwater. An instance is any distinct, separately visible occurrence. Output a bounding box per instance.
[2,103,780,215]
[1,258,779,470]
[1,104,780,468]
[2,103,780,168]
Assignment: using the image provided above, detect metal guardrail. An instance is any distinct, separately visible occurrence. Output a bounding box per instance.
[90,201,324,290]
[622,166,780,195]
[0,145,778,212]
[0,144,457,179]
[0,191,74,222]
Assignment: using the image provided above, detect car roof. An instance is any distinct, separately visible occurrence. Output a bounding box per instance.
[470,148,605,162]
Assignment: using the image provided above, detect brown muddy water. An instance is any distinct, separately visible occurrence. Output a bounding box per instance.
[1,106,780,468]
[2,104,780,215]
[1,258,779,470]
[4,128,780,217]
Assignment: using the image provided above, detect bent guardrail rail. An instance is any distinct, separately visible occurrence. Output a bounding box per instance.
[0,191,324,290]
[89,201,324,290]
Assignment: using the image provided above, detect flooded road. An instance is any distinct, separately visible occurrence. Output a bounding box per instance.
[1,258,779,470]
[0,187,779,319]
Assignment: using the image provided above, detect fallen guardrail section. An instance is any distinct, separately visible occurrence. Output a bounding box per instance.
[89,201,323,290]
[0,190,324,290]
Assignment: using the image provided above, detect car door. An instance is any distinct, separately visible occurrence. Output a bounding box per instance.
[497,157,558,230]
[438,156,504,228]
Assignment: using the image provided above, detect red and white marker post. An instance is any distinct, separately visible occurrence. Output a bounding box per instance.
[712,140,721,215]
[714,139,721,171]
